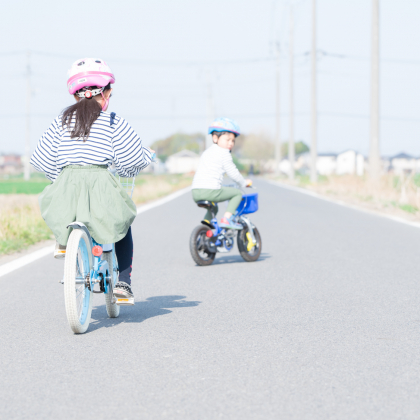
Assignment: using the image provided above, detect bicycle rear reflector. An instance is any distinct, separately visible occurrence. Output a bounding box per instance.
[206,230,213,238]
[116,298,135,306]
[92,246,103,257]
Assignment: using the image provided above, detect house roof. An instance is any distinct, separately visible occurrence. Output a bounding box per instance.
[318,152,337,157]
[391,152,415,160]
[167,149,199,159]
[339,149,355,154]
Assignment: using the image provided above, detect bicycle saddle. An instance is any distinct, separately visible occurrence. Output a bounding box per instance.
[196,200,213,209]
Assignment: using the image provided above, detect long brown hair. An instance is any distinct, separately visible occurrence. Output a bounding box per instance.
[62,83,111,140]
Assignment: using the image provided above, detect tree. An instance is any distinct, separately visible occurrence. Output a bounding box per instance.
[234,132,275,161]
[151,132,205,162]
[281,141,309,157]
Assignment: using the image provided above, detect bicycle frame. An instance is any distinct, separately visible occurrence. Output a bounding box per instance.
[206,210,255,253]
[67,222,114,300]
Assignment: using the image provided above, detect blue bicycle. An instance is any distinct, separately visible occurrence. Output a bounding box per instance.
[62,176,135,334]
[190,189,262,266]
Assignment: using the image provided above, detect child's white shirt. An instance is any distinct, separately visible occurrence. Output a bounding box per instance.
[192,144,246,190]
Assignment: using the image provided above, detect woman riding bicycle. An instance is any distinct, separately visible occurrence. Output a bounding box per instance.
[30,57,153,300]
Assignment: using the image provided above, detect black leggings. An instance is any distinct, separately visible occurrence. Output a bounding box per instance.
[115,227,133,285]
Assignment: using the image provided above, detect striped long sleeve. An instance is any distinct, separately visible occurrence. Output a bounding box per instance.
[30,118,60,181]
[192,144,246,190]
[30,112,152,181]
[222,151,247,187]
[112,116,152,177]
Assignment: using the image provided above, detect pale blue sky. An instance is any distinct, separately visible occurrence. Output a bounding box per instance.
[1,0,419,157]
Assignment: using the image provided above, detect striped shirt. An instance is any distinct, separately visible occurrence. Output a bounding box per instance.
[192,144,246,190]
[30,112,152,181]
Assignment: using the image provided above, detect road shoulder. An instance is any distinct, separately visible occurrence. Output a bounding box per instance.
[266,179,420,230]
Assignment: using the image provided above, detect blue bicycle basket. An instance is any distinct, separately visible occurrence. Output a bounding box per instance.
[236,193,258,215]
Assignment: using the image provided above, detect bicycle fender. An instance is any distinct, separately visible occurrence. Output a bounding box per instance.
[67,222,93,250]
[239,216,257,244]
[102,243,113,252]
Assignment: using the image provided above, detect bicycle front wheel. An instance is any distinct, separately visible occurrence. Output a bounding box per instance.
[64,229,93,334]
[102,248,120,318]
[237,226,262,262]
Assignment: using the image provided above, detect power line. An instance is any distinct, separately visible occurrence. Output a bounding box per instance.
[1,111,418,122]
[319,50,420,65]
[0,49,277,66]
[0,49,313,68]
[0,50,26,56]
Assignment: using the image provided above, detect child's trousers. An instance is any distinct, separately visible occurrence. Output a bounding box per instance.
[115,227,133,285]
[192,187,243,221]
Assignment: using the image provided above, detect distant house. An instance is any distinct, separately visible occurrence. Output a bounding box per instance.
[316,153,337,175]
[265,150,367,176]
[390,153,417,174]
[261,158,292,174]
[295,152,310,173]
[165,149,200,174]
[278,158,292,175]
[336,150,365,176]
[0,154,22,175]
[141,157,166,174]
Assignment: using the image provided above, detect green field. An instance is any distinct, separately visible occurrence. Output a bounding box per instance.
[0,177,50,194]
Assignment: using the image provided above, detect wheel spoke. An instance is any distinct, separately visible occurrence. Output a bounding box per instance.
[75,243,88,320]
[196,233,212,260]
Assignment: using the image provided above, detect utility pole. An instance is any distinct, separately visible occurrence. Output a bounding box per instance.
[310,0,318,183]
[369,0,380,179]
[206,70,215,150]
[275,43,281,175]
[24,50,31,180]
[288,2,295,181]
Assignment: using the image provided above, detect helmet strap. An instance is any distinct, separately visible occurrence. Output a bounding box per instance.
[100,91,109,111]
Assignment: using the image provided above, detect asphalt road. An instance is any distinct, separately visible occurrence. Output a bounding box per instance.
[2,179,420,419]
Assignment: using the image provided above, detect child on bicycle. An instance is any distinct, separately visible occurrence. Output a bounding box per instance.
[192,118,252,230]
[30,57,153,300]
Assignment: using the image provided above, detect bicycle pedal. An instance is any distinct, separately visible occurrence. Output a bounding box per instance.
[115,297,135,306]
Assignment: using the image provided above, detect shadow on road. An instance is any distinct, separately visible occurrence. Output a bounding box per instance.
[88,295,201,332]
[212,252,271,265]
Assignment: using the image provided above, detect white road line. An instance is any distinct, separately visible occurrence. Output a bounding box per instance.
[0,245,56,278]
[267,179,420,229]
[0,186,192,278]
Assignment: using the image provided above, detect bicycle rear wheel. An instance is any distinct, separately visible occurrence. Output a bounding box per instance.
[64,229,93,334]
[102,248,120,318]
[189,225,216,266]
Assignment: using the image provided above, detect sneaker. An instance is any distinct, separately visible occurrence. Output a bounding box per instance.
[220,216,243,230]
[113,282,134,299]
[54,242,66,259]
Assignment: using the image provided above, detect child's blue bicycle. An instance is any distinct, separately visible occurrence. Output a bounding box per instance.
[62,175,135,334]
[190,188,262,266]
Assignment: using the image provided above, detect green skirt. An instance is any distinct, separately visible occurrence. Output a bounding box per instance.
[39,165,137,246]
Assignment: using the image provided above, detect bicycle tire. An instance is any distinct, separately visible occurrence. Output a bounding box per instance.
[237,226,262,262]
[64,229,93,334]
[102,249,120,318]
[189,225,216,266]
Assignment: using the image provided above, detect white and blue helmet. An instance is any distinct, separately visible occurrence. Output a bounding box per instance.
[208,117,240,136]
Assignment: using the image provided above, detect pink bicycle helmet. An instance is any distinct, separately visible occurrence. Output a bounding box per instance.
[67,58,115,96]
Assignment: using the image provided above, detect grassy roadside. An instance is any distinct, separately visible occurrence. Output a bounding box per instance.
[0,174,192,256]
[266,173,420,222]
